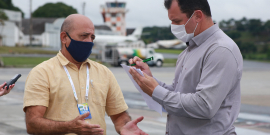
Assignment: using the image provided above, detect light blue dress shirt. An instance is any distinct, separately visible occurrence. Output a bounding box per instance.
[152,24,243,135]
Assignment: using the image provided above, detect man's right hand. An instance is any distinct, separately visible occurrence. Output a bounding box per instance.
[129,56,153,77]
[69,112,104,135]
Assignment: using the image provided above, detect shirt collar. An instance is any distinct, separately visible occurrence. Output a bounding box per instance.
[57,51,91,67]
[189,24,220,47]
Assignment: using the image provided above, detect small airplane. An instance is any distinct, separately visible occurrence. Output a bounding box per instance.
[94,27,143,44]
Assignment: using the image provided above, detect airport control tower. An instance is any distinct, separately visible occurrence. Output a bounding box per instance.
[101,1,128,36]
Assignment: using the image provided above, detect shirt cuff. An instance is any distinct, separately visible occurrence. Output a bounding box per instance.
[106,104,129,116]
[152,85,169,105]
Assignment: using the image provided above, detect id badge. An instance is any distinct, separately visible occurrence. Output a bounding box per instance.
[77,103,92,119]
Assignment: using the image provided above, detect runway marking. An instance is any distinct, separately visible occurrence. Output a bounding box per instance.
[125,99,147,106]
[235,127,270,135]
[238,113,270,123]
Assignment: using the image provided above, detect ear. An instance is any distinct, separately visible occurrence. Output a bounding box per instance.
[60,32,68,47]
[194,10,203,23]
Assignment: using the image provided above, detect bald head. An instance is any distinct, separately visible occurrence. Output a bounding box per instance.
[60,14,95,49]
[60,14,94,33]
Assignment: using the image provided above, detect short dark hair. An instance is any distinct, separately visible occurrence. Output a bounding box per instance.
[164,0,212,18]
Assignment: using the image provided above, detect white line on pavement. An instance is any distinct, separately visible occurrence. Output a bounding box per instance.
[236,127,270,135]
[238,113,270,123]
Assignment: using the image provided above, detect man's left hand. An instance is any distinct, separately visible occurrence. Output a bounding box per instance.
[129,67,159,97]
[120,116,148,135]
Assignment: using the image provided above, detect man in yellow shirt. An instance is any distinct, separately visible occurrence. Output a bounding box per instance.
[23,14,147,135]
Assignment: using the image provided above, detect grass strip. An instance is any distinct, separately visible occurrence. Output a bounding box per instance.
[155,49,183,54]
[2,57,52,67]
[0,46,58,54]
[1,56,179,68]
[164,58,178,64]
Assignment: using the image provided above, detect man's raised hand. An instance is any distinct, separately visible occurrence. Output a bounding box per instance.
[120,116,148,135]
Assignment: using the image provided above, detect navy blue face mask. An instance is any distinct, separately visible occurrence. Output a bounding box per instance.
[65,32,94,62]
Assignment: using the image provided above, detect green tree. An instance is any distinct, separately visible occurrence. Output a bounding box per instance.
[226,31,241,40]
[219,20,227,31]
[0,0,24,18]
[267,50,270,60]
[219,19,237,31]
[263,20,270,35]
[142,26,175,44]
[238,42,257,53]
[32,2,77,18]
[235,17,248,31]
[247,19,263,36]
[0,10,8,20]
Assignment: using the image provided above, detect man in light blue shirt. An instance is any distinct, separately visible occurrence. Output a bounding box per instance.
[129,0,243,134]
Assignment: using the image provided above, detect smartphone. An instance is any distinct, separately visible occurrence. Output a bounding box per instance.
[4,74,21,90]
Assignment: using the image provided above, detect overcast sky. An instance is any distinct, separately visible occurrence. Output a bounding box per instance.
[12,0,270,28]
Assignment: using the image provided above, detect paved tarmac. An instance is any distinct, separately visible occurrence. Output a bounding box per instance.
[0,60,270,135]
[0,54,55,58]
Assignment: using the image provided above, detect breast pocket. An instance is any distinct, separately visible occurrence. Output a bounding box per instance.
[91,82,108,106]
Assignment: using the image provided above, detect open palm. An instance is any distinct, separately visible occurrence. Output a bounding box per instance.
[120,116,148,135]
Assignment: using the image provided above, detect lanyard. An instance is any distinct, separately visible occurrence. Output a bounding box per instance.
[63,65,90,103]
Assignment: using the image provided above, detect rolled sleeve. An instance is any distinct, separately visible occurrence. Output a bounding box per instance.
[23,66,50,112]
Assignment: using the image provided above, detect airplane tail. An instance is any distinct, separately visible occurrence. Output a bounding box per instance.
[130,27,143,39]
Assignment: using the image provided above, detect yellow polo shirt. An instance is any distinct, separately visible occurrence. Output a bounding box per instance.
[23,51,128,135]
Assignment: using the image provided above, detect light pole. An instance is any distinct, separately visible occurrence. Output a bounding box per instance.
[82,2,86,15]
[29,0,32,46]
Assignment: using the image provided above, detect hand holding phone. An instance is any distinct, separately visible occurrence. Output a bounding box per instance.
[0,82,14,96]
[3,74,21,90]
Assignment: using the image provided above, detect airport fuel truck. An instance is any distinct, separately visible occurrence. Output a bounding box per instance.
[101,47,164,67]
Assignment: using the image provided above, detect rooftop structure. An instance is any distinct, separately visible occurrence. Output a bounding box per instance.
[100,1,128,36]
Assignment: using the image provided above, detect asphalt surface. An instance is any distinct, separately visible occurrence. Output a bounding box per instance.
[0,60,270,135]
[0,54,55,58]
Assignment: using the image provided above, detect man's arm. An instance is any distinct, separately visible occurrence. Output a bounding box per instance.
[25,106,104,135]
[110,111,131,134]
[131,47,240,119]
[152,47,240,119]
[110,111,148,135]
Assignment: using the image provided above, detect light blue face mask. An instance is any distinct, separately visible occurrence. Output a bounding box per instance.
[65,32,94,62]
[171,12,198,43]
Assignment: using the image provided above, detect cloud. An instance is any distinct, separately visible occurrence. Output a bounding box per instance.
[12,0,270,28]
